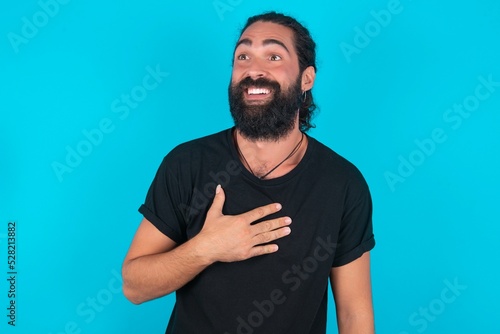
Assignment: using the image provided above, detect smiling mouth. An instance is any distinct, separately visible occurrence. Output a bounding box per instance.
[247,87,271,95]
[244,87,273,102]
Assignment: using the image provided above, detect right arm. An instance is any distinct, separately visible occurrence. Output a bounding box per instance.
[122,185,292,304]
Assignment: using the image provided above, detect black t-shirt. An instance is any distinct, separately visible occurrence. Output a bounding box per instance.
[139,128,375,334]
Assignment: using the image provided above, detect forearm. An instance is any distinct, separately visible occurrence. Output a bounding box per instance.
[122,237,213,304]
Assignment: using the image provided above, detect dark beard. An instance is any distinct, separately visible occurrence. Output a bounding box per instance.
[228,76,303,141]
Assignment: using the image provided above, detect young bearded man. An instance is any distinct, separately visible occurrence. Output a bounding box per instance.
[122,11,376,334]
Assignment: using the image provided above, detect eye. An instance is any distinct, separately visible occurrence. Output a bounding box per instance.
[269,54,282,61]
[237,53,249,60]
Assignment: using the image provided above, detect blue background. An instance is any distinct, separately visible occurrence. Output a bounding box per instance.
[1,0,499,333]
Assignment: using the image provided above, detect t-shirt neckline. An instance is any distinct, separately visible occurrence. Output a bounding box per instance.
[225,127,315,186]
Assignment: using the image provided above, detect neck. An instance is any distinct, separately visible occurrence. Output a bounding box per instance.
[234,126,308,179]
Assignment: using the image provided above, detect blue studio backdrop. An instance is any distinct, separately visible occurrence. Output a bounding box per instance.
[1,0,499,333]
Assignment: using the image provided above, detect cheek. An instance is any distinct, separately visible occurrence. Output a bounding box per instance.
[274,64,299,82]
[279,73,299,91]
[230,66,244,83]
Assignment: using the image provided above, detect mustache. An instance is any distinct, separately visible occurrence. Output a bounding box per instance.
[234,77,281,92]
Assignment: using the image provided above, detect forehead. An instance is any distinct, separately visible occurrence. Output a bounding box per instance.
[237,21,296,52]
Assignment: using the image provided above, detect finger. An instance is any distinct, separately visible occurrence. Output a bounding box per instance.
[241,202,283,223]
[248,244,280,258]
[207,184,225,217]
[252,217,292,235]
[253,225,291,245]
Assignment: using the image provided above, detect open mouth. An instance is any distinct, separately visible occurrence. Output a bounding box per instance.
[247,87,271,95]
[244,86,273,101]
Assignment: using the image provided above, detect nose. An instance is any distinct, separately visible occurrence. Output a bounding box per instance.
[247,70,265,80]
[245,58,268,80]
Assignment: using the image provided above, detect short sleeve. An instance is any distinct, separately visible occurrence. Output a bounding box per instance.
[332,174,375,267]
[138,156,187,244]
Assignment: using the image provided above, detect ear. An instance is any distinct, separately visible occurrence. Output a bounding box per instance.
[301,66,316,91]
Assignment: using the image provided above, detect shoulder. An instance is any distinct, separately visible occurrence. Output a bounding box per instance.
[153,129,232,180]
[309,137,366,180]
[307,136,370,196]
[163,128,231,163]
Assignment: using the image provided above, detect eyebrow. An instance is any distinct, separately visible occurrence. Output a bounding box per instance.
[234,38,291,55]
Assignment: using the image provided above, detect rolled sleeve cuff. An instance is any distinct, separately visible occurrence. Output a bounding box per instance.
[138,204,184,244]
[332,236,375,267]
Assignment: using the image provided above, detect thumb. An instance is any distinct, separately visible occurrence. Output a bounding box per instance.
[207,184,225,217]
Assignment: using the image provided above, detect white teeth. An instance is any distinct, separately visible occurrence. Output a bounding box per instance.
[248,88,270,95]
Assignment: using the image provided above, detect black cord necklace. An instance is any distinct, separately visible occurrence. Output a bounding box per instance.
[234,131,305,180]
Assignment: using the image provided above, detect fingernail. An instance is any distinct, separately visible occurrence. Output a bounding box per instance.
[216,184,221,194]
[276,203,282,210]
[285,217,292,224]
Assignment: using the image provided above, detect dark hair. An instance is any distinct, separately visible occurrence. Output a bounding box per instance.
[239,11,318,132]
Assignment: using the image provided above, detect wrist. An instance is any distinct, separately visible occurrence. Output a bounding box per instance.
[188,234,217,266]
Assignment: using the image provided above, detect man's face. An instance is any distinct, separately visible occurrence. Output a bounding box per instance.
[228,21,303,141]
